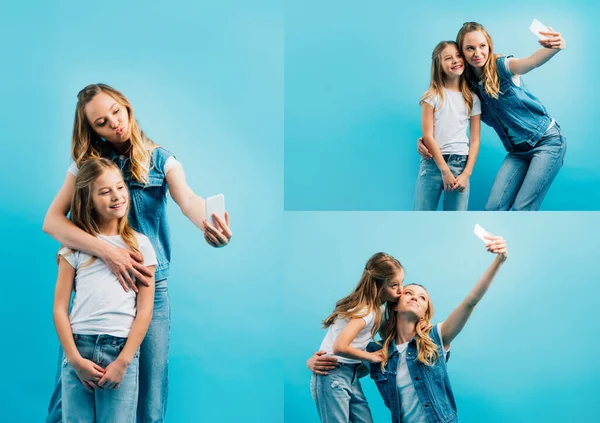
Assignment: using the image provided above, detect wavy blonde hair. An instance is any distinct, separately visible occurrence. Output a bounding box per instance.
[379,284,438,370]
[323,253,403,338]
[59,158,140,267]
[420,40,474,115]
[72,83,157,183]
[457,22,502,99]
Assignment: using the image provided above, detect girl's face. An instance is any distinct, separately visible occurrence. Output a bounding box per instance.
[461,31,489,68]
[380,268,405,302]
[91,168,129,223]
[84,92,131,145]
[396,285,429,319]
[440,44,464,78]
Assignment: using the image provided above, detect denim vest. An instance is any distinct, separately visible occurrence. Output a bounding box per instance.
[471,55,553,152]
[110,147,173,282]
[367,328,457,423]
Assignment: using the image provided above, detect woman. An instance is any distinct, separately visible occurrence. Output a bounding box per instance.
[44,83,232,422]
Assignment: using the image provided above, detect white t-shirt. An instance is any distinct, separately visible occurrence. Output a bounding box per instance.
[58,233,157,338]
[67,156,181,178]
[422,89,481,155]
[319,306,383,364]
[396,323,450,422]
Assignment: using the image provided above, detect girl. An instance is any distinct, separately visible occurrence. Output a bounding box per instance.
[414,40,481,211]
[44,84,233,423]
[368,234,507,422]
[54,158,157,422]
[419,22,567,211]
[310,253,404,423]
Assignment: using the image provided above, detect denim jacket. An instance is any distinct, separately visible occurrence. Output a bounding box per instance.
[472,55,553,152]
[367,327,457,423]
[110,147,173,282]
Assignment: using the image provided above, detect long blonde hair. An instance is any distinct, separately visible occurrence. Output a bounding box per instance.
[420,40,474,115]
[72,83,157,183]
[323,253,403,337]
[379,284,439,370]
[457,22,502,99]
[60,158,140,266]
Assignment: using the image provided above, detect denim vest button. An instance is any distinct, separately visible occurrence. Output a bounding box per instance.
[415,376,419,380]
[425,403,429,407]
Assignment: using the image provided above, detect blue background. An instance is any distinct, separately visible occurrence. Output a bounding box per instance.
[0,1,282,422]
[284,212,600,422]
[284,0,600,210]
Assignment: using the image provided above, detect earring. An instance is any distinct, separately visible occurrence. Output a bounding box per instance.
[100,137,106,142]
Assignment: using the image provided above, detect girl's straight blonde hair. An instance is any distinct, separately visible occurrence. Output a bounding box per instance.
[420,40,474,115]
[323,253,403,338]
[60,158,140,267]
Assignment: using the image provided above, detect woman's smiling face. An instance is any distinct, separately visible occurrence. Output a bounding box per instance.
[461,30,490,69]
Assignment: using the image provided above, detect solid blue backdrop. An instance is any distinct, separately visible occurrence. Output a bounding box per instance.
[285,0,599,210]
[0,1,282,422]
[284,212,600,422]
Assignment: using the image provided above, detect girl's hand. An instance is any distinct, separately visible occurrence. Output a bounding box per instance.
[203,211,232,248]
[441,169,456,193]
[539,28,566,50]
[71,357,105,392]
[484,234,508,261]
[103,247,152,293]
[368,350,385,364]
[98,357,129,390]
[417,137,433,159]
[453,173,469,192]
[307,350,339,375]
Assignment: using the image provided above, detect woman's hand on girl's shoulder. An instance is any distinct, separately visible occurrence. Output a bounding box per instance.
[539,28,566,50]
[103,246,153,291]
[203,211,232,248]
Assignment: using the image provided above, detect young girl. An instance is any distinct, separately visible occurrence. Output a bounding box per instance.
[414,40,481,211]
[419,22,566,211]
[310,253,404,423]
[54,158,157,422]
[44,84,233,422]
[368,234,507,422]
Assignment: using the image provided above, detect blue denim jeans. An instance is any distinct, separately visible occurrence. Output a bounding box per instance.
[310,363,374,423]
[61,335,139,423]
[137,280,171,423]
[414,154,470,211]
[485,124,566,211]
[47,280,171,423]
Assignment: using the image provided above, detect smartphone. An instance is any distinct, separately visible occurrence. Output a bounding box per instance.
[529,18,549,40]
[205,194,225,228]
[473,224,491,244]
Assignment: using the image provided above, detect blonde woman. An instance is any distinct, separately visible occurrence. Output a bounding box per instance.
[368,234,507,422]
[44,84,232,422]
